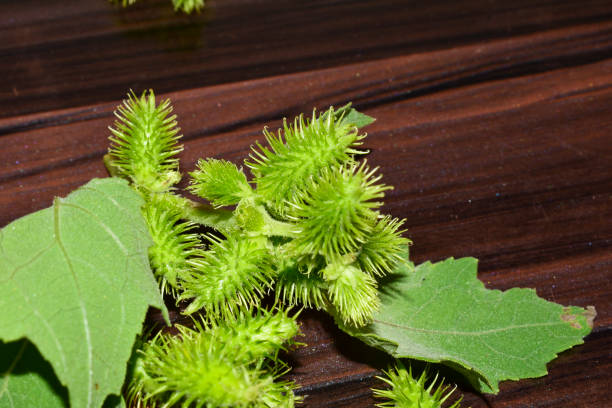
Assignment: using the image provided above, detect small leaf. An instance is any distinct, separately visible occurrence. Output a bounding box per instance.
[340,257,594,393]
[0,178,167,408]
[336,103,375,128]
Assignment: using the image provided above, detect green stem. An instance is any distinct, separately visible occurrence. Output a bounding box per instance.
[171,195,238,232]
[104,155,236,232]
[262,213,298,238]
[235,198,298,238]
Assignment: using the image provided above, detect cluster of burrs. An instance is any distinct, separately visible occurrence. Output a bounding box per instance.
[106,90,461,408]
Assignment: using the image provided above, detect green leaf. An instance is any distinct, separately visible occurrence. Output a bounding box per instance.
[340,257,595,393]
[0,178,167,408]
[336,103,375,128]
[0,339,68,408]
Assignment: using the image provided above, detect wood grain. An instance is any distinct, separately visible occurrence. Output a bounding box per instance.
[1,1,611,406]
[2,0,612,117]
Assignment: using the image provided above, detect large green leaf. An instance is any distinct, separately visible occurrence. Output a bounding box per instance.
[0,178,166,407]
[340,257,595,393]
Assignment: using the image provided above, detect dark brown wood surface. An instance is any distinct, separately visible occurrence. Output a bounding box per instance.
[1,1,611,407]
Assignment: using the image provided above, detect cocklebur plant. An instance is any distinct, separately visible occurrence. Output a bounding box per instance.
[181,104,410,326]
[105,89,413,406]
[108,90,410,327]
[179,232,276,316]
[106,90,303,407]
[244,107,367,215]
[110,0,204,14]
[373,362,463,408]
[108,91,183,193]
[108,91,194,295]
[142,194,201,295]
[126,309,301,408]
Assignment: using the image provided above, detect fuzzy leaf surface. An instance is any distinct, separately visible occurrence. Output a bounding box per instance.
[0,178,166,408]
[340,257,594,393]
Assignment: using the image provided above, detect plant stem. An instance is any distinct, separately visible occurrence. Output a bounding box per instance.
[262,212,298,238]
[172,195,238,232]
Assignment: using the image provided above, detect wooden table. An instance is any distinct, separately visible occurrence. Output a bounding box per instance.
[1,1,610,406]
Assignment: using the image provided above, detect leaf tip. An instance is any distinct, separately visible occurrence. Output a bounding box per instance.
[585,305,597,329]
[561,305,597,330]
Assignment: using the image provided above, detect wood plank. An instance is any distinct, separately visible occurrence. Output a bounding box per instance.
[1,0,611,117]
[1,12,610,407]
